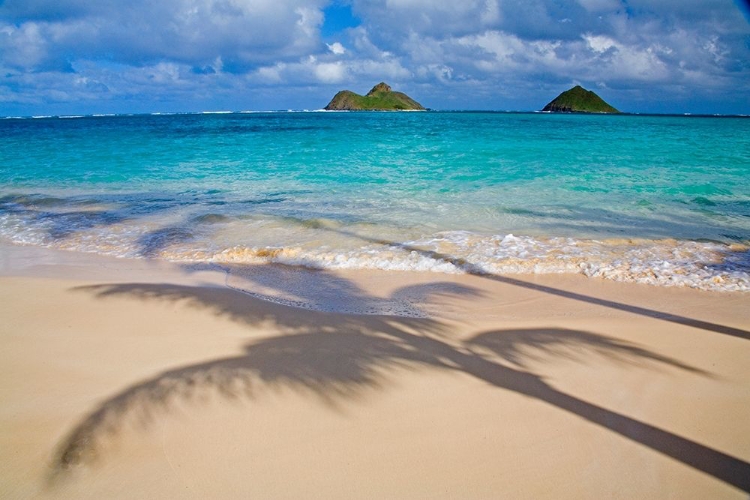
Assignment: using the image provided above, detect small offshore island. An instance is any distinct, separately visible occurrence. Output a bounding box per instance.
[325,82,425,111]
[543,85,620,113]
[325,82,618,113]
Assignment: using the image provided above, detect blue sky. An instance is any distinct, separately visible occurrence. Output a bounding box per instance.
[1,0,749,115]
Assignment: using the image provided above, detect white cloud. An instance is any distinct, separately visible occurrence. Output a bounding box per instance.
[584,34,616,53]
[0,0,329,72]
[327,42,346,55]
[415,63,453,82]
[146,62,183,84]
[314,61,347,83]
[0,22,58,70]
[256,64,285,83]
[249,49,410,88]
[1,0,749,113]
[480,0,501,24]
[348,58,411,80]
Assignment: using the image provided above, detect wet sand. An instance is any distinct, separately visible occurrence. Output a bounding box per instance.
[1,244,749,499]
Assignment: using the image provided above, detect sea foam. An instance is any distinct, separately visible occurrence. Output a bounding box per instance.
[1,200,747,291]
[2,112,749,291]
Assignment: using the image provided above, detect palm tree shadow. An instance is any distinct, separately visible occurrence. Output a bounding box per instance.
[53,330,436,473]
[51,280,750,492]
[326,228,750,341]
[467,328,709,375]
[222,263,484,317]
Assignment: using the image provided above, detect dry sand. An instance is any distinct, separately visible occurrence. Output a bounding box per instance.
[1,244,749,499]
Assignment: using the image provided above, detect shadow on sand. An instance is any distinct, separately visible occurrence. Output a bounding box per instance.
[325,228,750,341]
[50,271,750,493]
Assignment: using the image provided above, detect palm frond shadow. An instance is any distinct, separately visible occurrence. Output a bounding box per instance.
[53,330,431,471]
[222,263,484,318]
[51,279,750,492]
[467,328,708,374]
[327,228,750,341]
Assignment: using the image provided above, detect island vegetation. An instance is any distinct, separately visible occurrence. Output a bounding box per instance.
[542,85,620,113]
[324,82,425,111]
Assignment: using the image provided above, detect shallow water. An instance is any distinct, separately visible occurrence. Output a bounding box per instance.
[1,111,749,290]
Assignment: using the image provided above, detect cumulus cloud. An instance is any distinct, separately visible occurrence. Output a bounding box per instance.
[327,42,346,55]
[0,0,748,113]
[250,47,410,88]
[0,0,328,72]
[346,0,750,110]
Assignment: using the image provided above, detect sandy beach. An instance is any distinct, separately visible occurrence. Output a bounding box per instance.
[1,243,749,499]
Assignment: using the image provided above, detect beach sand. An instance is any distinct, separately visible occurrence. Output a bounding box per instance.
[1,244,749,499]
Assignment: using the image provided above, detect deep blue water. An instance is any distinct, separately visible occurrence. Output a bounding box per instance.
[1,111,749,290]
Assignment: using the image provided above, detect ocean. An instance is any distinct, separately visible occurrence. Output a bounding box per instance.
[1,111,749,291]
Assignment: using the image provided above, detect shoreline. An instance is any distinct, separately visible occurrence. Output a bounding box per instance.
[3,111,749,294]
[1,244,749,498]
[1,226,748,293]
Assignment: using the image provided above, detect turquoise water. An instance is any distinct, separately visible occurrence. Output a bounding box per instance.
[1,112,749,290]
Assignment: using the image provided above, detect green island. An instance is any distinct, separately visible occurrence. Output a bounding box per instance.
[542,85,620,113]
[324,82,425,111]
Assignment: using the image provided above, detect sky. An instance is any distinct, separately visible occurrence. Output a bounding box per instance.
[1,0,749,115]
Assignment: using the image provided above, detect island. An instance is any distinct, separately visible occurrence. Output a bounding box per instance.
[542,85,619,113]
[324,82,425,111]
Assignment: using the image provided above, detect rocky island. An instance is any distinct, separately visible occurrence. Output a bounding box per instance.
[542,85,619,113]
[324,82,425,111]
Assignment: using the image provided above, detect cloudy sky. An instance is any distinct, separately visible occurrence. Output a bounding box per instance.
[1,0,749,115]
